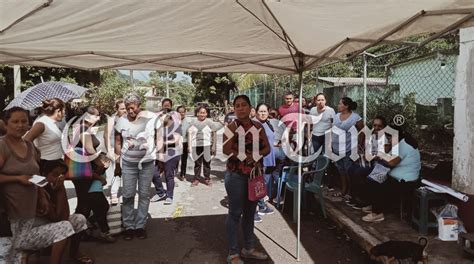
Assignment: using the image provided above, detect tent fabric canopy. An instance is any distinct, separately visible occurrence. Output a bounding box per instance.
[0,0,473,73]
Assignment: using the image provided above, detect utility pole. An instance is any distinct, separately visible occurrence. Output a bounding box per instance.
[129,70,135,88]
[362,51,377,125]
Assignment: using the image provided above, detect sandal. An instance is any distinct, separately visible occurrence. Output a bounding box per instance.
[241,248,269,260]
[226,254,244,264]
[75,255,94,264]
[191,179,200,186]
[204,179,212,186]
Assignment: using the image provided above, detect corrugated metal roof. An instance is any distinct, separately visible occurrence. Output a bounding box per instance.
[318,77,386,86]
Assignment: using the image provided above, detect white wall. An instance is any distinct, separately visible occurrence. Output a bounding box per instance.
[453,27,474,195]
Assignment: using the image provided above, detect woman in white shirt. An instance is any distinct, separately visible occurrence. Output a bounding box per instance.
[114,94,156,240]
[189,106,218,187]
[25,98,66,174]
[309,93,335,155]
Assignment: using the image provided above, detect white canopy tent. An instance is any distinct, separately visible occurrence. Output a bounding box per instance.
[1,0,474,261]
[1,0,473,73]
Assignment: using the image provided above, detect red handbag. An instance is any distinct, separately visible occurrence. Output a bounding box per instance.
[248,166,267,202]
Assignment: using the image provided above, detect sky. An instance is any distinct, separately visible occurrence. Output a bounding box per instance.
[118,70,191,83]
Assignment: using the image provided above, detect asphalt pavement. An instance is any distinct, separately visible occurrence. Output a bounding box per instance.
[63,159,372,264]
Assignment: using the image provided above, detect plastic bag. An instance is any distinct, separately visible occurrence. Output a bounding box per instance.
[431,204,458,219]
[431,204,467,241]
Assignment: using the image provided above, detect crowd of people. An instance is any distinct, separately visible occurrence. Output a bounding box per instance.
[0,89,421,264]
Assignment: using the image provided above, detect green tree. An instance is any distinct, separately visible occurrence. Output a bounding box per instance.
[0,65,100,109]
[150,78,196,107]
[190,73,236,106]
[86,70,145,115]
[149,71,177,82]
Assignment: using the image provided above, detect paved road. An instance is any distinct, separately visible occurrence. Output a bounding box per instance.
[64,159,372,264]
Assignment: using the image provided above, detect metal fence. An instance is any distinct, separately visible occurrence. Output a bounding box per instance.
[229,77,297,110]
[230,51,457,162]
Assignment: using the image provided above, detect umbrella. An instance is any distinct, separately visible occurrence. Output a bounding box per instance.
[5,81,87,110]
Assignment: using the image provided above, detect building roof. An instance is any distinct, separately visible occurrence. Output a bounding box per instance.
[318,77,386,86]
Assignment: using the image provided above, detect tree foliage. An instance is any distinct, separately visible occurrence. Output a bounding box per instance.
[0,66,100,110]
[148,71,196,107]
[86,70,146,115]
[149,71,177,81]
[189,72,236,106]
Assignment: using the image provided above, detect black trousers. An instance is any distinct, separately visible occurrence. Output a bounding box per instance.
[73,180,110,232]
[194,146,211,180]
[368,177,419,214]
[180,142,188,176]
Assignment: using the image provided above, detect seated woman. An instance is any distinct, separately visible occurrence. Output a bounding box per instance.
[38,160,93,263]
[362,125,421,223]
[0,107,74,264]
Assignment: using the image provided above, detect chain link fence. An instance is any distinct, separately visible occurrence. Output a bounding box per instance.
[230,50,457,164]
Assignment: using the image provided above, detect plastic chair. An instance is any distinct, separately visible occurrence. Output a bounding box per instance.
[275,166,298,209]
[304,156,330,218]
[411,188,448,235]
[283,156,330,222]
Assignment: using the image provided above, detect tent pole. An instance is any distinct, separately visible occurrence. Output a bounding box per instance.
[363,53,367,125]
[166,71,170,98]
[13,65,21,97]
[297,69,303,262]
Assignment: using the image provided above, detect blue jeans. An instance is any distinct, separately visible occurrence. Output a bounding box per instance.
[311,134,325,155]
[121,159,154,230]
[153,156,180,199]
[225,171,258,255]
[152,165,166,196]
[257,168,278,208]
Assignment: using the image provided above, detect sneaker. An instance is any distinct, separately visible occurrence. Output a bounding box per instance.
[254,214,263,223]
[263,196,269,203]
[122,229,134,241]
[227,254,243,264]
[362,213,384,223]
[345,198,357,207]
[258,206,275,216]
[100,231,116,243]
[272,198,284,205]
[342,194,352,202]
[350,202,363,210]
[150,193,166,202]
[110,196,120,205]
[135,228,147,239]
[241,248,269,260]
[362,205,373,213]
[164,198,173,205]
[191,179,200,187]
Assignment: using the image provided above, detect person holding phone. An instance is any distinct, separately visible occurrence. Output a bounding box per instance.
[0,107,74,264]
